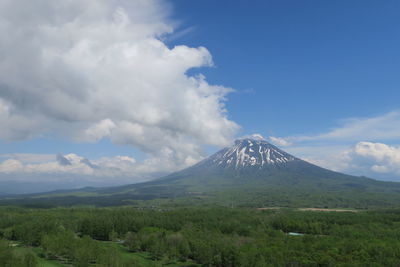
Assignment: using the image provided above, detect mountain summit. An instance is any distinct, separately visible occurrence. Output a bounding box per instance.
[204,138,298,170]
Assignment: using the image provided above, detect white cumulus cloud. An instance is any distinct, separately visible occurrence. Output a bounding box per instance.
[344,142,400,177]
[0,159,24,173]
[0,0,239,172]
[269,136,292,147]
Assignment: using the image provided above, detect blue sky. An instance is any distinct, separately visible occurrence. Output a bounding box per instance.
[0,0,399,188]
[170,0,400,136]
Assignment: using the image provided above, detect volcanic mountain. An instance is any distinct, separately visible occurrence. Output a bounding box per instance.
[154,138,396,191]
[3,138,400,208]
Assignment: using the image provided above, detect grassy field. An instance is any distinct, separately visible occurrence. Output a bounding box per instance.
[37,257,67,267]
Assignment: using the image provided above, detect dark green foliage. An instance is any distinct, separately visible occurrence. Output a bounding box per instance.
[10,216,60,246]
[2,206,400,266]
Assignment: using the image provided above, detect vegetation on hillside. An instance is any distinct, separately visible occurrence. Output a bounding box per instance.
[3,183,400,209]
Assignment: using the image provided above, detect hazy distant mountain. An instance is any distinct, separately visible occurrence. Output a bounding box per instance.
[0,180,113,195]
[2,138,400,208]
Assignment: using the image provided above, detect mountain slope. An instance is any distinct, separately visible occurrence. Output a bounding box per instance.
[156,138,395,192]
[2,138,400,208]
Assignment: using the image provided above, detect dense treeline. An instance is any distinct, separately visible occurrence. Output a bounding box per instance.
[0,239,37,267]
[1,207,400,266]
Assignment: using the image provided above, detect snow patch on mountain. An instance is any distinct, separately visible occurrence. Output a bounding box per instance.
[210,139,298,169]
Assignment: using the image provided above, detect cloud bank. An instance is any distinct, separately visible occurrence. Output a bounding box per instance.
[344,142,400,178]
[0,152,172,194]
[0,152,170,185]
[269,111,400,181]
[0,0,239,173]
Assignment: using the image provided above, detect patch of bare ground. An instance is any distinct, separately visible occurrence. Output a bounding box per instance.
[298,208,359,212]
[256,207,360,212]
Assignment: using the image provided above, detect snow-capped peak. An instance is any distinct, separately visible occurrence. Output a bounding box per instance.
[209,138,298,169]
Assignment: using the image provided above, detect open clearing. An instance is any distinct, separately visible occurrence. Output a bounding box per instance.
[257,207,360,212]
[298,208,359,212]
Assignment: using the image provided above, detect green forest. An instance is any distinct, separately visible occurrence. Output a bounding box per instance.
[1,206,400,266]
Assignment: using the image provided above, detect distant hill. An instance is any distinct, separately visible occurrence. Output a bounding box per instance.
[2,138,400,208]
